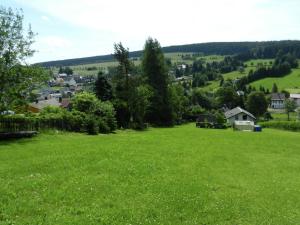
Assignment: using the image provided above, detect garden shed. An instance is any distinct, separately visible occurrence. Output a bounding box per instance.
[233,121,255,131]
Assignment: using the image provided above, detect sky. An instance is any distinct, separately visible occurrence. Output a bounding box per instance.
[2,0,300,63]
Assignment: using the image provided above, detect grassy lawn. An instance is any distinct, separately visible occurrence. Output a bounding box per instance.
[250,68,300,93]
[1,124,300,224]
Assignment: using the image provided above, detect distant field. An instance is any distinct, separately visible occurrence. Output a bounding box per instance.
[250,68,300,93]
[54,53,224,76]
[1,124,300,224]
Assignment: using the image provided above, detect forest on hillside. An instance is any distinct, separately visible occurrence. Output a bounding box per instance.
[38,40,300,67]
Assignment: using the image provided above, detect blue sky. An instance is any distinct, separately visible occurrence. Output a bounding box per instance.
[2,0,300,63]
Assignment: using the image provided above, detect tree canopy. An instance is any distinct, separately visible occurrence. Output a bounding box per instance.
[0,7,47,112]
[142,38,174,126]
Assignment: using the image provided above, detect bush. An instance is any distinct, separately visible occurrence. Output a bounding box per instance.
[0,115,37,132]
[98,118,111,134]
[84,116,99,135]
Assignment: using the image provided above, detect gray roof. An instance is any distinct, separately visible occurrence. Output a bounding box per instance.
[29,98,61,110]
[224,107,256,119]
[271,93,285,100]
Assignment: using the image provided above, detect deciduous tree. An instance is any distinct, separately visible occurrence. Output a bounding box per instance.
[0,7,47,112]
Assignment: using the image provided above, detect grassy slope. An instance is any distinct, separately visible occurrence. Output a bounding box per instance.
[1,124,300,224]
[251,68,300,93]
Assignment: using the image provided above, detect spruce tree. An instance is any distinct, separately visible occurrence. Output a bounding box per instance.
[142,38,174,126]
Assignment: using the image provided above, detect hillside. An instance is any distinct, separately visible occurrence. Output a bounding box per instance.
[250,68,300,93]
[37,40,300,67]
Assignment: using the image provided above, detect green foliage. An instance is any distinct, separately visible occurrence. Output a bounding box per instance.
[58,66,73,75]
[0,7,47,112]
[263,111,273,121]
[94,101,117,132]
[260,121,300,131]
[71,92,99,113]
[40,106,65,115]
[142,38,174,126]
[213,110,226,124]
[94,72,113,101]
[192,89,214,109]
[192,73,208,87]
[186,105,206,119]
[128,85,152,129]
[169,84,189,124]
[216,86,240,109]
[84,115,99,135]
[246,91,268,117]
[284,99,297,121]
[272,83,278,93]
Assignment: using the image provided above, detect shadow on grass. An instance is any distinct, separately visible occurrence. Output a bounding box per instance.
[0,135,39,147]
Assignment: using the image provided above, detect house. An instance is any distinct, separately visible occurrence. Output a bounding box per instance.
[290,94,300,107]
[236,91,245,96]
[224,107,256,125]
[64,77,77,87]
[270,93,286,109]
[28,98,61,113]
[60,98,71,110]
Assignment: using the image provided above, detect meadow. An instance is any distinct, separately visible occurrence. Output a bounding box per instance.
[250,68,300,93]
[1,124,300,224]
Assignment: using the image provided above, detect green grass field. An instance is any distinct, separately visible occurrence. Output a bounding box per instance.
[1,124,300,224]
[250,68,300,93]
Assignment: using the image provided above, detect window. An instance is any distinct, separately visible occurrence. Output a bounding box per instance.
[242,114,247,120]
[235,115,239,120]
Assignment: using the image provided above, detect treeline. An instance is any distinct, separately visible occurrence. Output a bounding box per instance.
[37,40,300,67]
[178,56,243,88]
[236,41,300,61]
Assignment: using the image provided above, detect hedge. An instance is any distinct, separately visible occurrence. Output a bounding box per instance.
[0,111,116,135]
[259,121,300,132]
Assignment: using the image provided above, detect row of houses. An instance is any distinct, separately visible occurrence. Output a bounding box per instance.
[49,73,96,88]
[270,93,300,109]
[28,97,71,113]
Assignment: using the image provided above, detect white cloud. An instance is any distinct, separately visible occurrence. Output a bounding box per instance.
[41,15,50,22]
[15,0,300,62]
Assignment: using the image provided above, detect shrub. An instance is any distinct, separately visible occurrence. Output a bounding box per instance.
[84,116,99,135]
[0,115,37,132]
[98,118,111,134]
[93,101,117,132]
